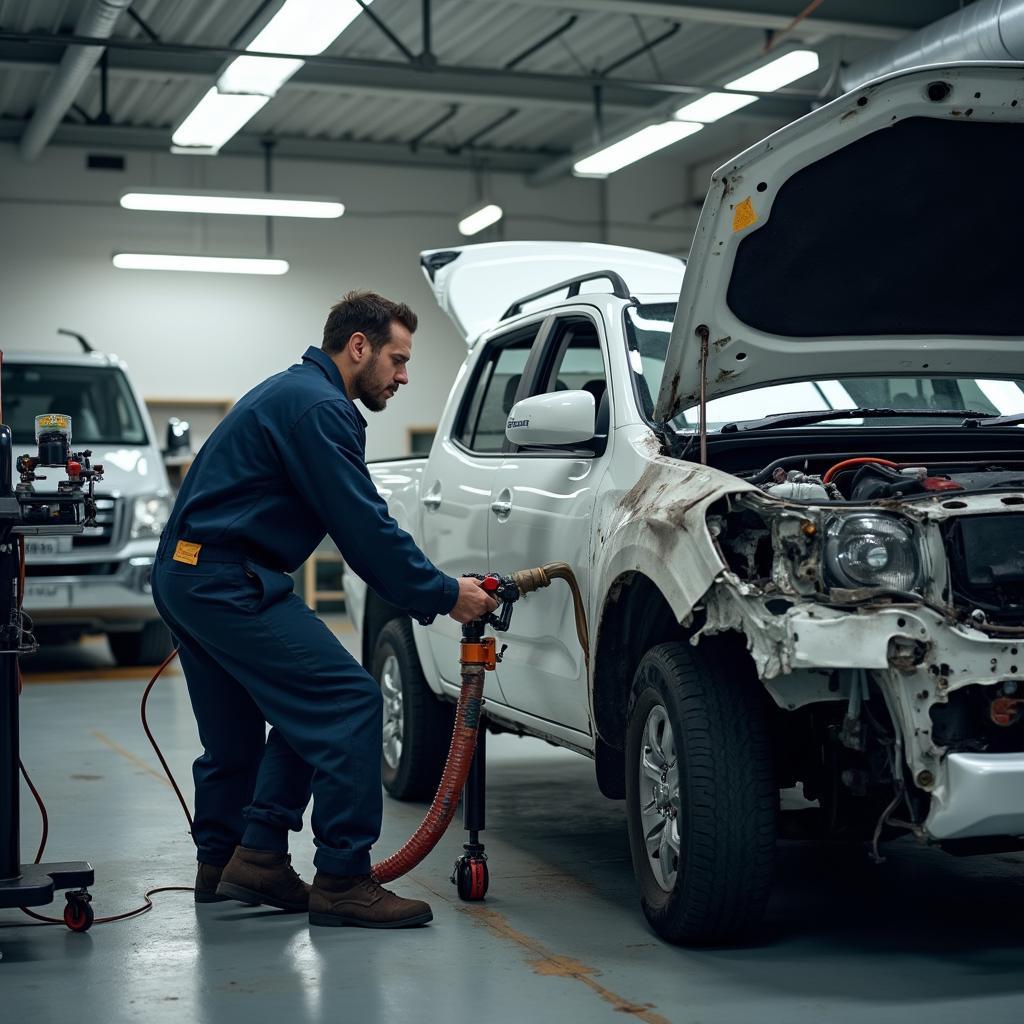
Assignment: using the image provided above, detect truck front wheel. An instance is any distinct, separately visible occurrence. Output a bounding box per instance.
[372,618,453,801]
[625,641,777,945]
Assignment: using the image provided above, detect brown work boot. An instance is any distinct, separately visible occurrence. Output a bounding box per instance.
[194,862,230,904]
[308,872,433,929]
[215,846,311,913]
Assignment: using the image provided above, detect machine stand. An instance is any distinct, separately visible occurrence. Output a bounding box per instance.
[453,722,489,901]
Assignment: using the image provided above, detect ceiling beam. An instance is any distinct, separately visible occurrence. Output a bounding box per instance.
[0,119,556,172]
[0,32,815,115]
[491,0,950,40]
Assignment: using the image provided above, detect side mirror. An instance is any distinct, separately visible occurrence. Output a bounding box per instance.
[505,390,595,447]
[165,417,191,455]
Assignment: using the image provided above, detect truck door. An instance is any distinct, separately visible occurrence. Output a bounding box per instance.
[490,311,610,735]
[418,318,547,690]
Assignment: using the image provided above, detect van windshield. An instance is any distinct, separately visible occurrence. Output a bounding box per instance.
[3,363,148,446]
[624,303,1024,429]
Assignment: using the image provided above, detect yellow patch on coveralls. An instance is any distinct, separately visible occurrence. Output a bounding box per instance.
[173,540,202,566]
[732,196,757,232]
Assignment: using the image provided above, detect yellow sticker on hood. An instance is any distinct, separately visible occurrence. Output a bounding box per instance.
[732,196,757,232]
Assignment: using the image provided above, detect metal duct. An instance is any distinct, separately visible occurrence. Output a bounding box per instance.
[840,0,1024,92]
[19,0,133,161]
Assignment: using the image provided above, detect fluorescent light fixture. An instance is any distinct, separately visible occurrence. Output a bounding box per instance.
[176,1,373,152]
[725,49,819,93]
[171,88,269,153]
[458,203,503,236]
[218,0,369,97]
[112,253,289,275]
[573,121,703,178]
[120,189,344,218]
[249,0,366,55]
[673,91,758,123]
[218,55,304,97]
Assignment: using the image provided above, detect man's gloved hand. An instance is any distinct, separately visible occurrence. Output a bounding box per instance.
[448,577,499,625]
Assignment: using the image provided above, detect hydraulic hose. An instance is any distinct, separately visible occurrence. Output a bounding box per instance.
[510,561,590,668]
[372,562,589,882]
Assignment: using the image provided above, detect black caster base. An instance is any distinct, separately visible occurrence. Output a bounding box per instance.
[452,849,489,901]
[0,862,95,931]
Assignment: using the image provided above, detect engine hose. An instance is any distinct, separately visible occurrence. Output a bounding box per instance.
[371,562,589,882]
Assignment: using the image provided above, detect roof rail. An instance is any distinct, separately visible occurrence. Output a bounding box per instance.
[501,269,631,320]
[57,328,94,354]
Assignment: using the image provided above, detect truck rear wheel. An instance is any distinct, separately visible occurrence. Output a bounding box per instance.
[107,621,173,666]
[372,618,453,801]
[625,641,777,945]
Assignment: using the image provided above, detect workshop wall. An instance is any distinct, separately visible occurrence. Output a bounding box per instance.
[0,143,697,459]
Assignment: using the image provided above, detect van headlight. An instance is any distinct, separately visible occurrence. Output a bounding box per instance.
[824,514,922,592]
[132,495,172,539]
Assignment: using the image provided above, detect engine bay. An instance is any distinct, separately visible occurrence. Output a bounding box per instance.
[749,454,1024,503]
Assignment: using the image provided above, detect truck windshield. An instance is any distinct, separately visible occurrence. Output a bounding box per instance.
[2,363,148,446]
[624,303,1024,430]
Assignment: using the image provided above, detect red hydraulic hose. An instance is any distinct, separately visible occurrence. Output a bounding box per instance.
[372,663,485,882]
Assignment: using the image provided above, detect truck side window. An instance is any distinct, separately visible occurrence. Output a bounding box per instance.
[454,338,533,454]
[537,318,609,442]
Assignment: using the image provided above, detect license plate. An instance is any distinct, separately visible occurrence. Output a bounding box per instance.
[24,583,72,608]
[25,536,73,558]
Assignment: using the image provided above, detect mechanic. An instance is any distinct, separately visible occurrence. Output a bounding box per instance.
[150,291,497,929]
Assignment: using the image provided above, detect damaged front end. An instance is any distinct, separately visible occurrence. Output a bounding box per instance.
[700,483,1024,853]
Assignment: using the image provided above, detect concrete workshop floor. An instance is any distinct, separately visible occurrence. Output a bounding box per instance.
[3,618,1024,1024]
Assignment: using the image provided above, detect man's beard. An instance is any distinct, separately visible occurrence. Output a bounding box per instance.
[354,356,387,412]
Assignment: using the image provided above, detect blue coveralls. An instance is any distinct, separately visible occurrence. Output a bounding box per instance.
[151,346,458,876]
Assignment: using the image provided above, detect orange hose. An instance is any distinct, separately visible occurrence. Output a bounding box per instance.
[822,457,899,484]
[372,664,485,882]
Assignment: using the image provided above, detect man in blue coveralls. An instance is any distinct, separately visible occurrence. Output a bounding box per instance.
[151,291,497,929]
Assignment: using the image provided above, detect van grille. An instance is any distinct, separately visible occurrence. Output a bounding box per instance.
[73,497,120,549]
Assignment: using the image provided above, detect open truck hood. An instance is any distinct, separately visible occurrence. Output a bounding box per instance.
[655,62,1024,423]
[421,241,683,346]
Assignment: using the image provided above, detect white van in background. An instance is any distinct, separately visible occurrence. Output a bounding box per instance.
[6,342,175,665]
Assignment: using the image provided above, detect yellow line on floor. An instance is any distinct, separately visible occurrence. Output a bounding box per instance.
[22,666,180,684]
[91,730,171,788]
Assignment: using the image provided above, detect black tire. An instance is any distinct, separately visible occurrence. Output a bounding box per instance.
[625,641,777,945]
[372,618,453,801]
[108,621,174,666]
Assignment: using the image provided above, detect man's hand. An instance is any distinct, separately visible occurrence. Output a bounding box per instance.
[449,577,499,625]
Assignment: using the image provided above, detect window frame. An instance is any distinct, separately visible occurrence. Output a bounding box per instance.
[506,309,611,459]
[449,317,551,458]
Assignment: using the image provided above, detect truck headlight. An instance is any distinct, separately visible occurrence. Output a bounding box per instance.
[825,514,922,592]
[132,495,172,539]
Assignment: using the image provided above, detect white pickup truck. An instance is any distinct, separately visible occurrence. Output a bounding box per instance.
[346,63,1024,945]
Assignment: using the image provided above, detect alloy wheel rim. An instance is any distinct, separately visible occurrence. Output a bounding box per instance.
[638,703,681,892]
[381,654,404,770]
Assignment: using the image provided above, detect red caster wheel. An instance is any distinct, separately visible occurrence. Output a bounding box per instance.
[454,856,488,901]
[64,891,94,932]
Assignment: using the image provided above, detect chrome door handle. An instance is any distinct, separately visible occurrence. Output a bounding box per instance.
[421,484,442,510]
[490,488,513,518]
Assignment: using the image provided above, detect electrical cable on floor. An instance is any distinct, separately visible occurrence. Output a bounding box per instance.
[12,534,193,928]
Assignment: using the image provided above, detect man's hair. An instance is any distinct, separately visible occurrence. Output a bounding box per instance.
[322,290,418,355]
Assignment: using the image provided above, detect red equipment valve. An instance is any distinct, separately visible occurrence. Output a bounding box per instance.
[481,575,500,592]
[66,460,81,478]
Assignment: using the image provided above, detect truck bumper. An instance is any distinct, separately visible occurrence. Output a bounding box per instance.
[25,555,160,632]
[926,752,1024,840]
